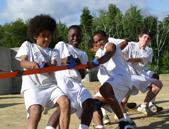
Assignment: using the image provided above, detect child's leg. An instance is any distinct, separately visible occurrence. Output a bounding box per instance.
[27,104,43,129]
[93,96,108,127]
[56,95,71,129]
[80,98,95,128]
[94,84,102,94]
[141,80,163,106]
[46,107,60,128]
[100,82,124,120]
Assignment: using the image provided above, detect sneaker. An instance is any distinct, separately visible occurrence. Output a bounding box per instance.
[129,120,137,129]
[124,114,137,129]
[137,105,156,116]
[126,103,137,109]
[112,121,133,129]
[149,103,163,112]
[103,115,111,125]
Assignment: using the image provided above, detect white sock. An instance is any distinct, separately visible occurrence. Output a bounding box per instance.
[96,125,105,129]
[141,104,146,108]
[79,124,89,129]
[149,97,156,106]
[123,113,131,121]
[45,126,55,129]
[101,108,107,116]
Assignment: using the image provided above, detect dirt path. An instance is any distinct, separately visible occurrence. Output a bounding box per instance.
[0,74,169,129]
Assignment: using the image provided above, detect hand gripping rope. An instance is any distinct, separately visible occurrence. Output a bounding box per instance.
[0,57,88,79]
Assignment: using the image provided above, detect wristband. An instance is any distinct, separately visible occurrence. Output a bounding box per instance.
[93,58,99,67]
[38,62,45,68]
[67,56,76,69]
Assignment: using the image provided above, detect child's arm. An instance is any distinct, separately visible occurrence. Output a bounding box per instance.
[126,58,143,64]
[88,43,116,69]
[75,58,86,79]
[50,59,57,66]
[118,39,130,50]
[20,55,39,69]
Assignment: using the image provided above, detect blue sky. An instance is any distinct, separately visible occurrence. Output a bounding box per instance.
[0,0,168,27]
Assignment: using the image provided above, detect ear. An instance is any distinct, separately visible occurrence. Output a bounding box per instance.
[66,35,69,39]
[33,36,37,40]
[106,35,109,42]
[92,43,96,48]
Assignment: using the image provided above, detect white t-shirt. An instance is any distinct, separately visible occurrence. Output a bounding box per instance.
[54,41,88,82]
[141,46,153,72]
[15,41,61,94]
[96,42,131,86]
[108,37,125,44]
[123,42,152,75]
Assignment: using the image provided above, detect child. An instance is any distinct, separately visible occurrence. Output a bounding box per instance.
[87,30,133,129]
[46,25,95,129]
[88,37,136,128]
[140,46,163,112]
[122,29,163,116]
[15,14,71,129]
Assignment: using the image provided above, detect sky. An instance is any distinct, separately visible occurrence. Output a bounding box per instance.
[0,0,168,27]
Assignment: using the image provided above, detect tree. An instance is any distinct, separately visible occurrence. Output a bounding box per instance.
[121,5,143,41]
[80,7,94,60]
[49,20,68,48]
[0,18,29,48]
[106,4,123,38]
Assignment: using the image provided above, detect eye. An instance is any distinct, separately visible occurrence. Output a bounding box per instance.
[41,34,46,38]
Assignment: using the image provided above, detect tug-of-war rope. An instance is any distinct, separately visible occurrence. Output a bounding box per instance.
[0,57,88,79]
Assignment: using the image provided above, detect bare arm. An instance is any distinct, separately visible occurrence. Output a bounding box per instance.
[20,55,57,69]
[20,55,39,69]
[126,58,143,64]
[118,39,131,50]
[88,43,116,69]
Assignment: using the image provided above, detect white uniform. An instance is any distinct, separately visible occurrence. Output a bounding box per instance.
[15,41,65,118]
[108,37,125,44]
[54,41,92,118]
[141,46,155,78]
[123,42,157,95]
[95,42,132,112]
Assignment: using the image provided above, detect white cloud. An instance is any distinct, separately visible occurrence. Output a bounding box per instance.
[0,0,167,26]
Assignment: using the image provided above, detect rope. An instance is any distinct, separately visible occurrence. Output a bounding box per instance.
[0,64,88,79]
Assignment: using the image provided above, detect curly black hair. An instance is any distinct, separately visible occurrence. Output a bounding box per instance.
[27,14,57,42]
[88,39,95,50]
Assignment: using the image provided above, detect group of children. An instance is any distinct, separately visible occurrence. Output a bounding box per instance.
[15,14,163,129]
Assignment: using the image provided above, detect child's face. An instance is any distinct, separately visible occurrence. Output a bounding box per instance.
[139,34,151,47]
[89,43,99,54]
[67,28,83,48]
[93,33,108,50]
[34,30,51,48]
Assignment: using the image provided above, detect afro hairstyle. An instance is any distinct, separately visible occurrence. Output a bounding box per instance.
[27,14,57,43]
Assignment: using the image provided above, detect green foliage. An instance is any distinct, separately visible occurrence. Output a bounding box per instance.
[161,52,169,74]
[121,5,143,41]
[0,4,169,74]
[0,18,29,48]
[49,20,68,48]
[79,7,93,59]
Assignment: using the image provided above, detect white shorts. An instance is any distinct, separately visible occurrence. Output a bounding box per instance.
[95,75,131,113]
[141,70,155,78]
[23,86,65,119]
[131,75,157,95]
[56,77,93,118]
